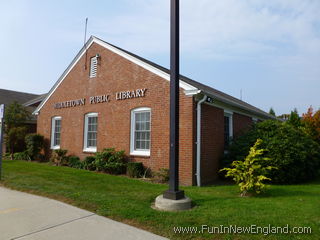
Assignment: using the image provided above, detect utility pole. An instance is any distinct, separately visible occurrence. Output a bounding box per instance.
[163,0,185,200]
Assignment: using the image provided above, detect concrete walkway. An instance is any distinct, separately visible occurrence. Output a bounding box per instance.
[0,187,167,240]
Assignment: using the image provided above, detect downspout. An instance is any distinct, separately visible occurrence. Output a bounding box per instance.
[196,94,207,187]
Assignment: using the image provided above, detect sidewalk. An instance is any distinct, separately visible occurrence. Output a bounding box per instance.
[0,187,167,240]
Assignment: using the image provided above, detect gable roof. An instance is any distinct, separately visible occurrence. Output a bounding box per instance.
[34,36,274,119]
[102,37,273,119]
[23,93,47,107]
[0,88,40,106]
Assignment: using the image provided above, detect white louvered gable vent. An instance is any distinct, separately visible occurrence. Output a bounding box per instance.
[89,56,98,78]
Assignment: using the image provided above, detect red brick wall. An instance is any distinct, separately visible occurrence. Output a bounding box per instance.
[37,42,195,185]
[233,113,253,139]
[200,104,224,185]
[200,105,254,184]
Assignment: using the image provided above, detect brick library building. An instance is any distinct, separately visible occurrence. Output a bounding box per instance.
[34,36,274,186]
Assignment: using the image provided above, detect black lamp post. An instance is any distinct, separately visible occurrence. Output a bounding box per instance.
[163,0,185,200]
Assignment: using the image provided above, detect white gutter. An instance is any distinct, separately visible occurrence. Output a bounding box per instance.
[196,94,207,187]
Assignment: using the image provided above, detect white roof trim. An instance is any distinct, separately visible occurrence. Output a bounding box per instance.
[34,36,198,114]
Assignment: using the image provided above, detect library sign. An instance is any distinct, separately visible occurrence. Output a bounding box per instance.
[54,88,147,109]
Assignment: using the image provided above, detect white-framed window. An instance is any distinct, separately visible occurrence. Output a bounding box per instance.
[224,111,233,149]
[51,116,62,149]
[83,112,98,152]
[130,107,151,156]
[89,55,98,78]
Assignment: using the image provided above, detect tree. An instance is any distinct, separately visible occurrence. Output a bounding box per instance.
[224,120,320,184]
[269,107,276,116]
[287,108,301,127]
[302,106,320,143]
[4,102,31,159]
[220,139,275,196]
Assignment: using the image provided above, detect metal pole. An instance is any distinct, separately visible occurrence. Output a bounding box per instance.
[0,104,5,180]
[163,0,185,200]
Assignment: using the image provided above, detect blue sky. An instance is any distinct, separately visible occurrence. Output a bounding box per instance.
[0,0,319,115]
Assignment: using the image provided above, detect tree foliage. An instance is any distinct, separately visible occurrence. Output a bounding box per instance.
[302,106,320,143]
[6,127,27,159]
[221,139,275,196]
[4,101,30,130]
[287,108,301,128]
[25,133,44,161]
[269,107,276,116]
[224,120,320,184]
[4,102,31,159]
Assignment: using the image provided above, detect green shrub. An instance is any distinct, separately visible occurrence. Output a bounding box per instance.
[2,153,11,160]
[83,156,96,171]
[94,148,126,174]
[25,134,44,161]
[221,139,276,196]
[153,168,169,183]
[13,151,30,161]
[224,120,320,184]
[67,156,83,169]
[104,162,126,175]
[127,162,144,178]
[50,149,68,166]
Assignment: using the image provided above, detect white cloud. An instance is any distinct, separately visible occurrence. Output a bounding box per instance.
[91,0,320,62]
[0,0,318,113]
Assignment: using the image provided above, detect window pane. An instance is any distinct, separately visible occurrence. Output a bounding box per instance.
[140,140,146,149]
[53,119,61,146]
[86,115,97,148]
[136,113,141,121]
[145,141,150,150]
[135,140,141,149]
[141,112,146,121]
[146,121,150,130]
[134,110,151,151]
[146,112,150,120]
[141,132,146,140]
[224,116,230,148]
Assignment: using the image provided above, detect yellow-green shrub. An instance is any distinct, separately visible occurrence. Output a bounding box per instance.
[220,139,275,196]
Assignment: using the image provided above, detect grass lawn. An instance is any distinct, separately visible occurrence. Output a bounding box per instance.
[1,160,319,240]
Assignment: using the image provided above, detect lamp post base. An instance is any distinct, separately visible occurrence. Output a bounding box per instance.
[154,194,192,211]
[163,190,185,200]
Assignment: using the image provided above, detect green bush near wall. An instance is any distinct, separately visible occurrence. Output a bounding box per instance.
[13,151,30,161]
[25,134,44,161]
[127,162,144,178]
[82,156,96,171]
[67,156,83,169]
[223,120,320,184]
[94,148,126,174]
[50,148,128,176]
[50,149,68,166]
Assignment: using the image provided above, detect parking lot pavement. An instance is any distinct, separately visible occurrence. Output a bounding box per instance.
[0,187,168,240]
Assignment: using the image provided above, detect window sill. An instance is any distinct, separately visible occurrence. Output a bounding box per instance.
[83,148,97,153]
[130,150,150,157]
[51,146,60,150]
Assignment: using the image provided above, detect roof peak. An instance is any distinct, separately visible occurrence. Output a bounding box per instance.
[34,35,273,119]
